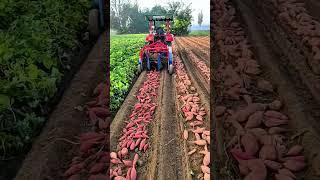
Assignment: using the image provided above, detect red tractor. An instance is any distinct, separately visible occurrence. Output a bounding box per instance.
[137,15,174,74]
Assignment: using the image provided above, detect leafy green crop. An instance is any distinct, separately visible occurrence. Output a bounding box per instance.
[110,34,145,111]
[0,0,90,157]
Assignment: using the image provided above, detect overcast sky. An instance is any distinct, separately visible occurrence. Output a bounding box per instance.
[135,0,210,26]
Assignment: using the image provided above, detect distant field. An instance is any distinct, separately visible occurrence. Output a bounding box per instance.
[189,30,210,36]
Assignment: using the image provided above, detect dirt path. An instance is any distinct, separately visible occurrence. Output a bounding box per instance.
[155,70,184,180]
[14,32,107,180]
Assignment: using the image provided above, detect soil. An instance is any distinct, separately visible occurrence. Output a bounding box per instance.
[212,0,320,179]
[234,0,320,178]
[13,31,107,180]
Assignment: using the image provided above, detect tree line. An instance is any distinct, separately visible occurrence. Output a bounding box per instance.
[110,0,193,35]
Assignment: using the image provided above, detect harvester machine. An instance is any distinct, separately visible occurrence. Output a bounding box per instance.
[137,15,174,75]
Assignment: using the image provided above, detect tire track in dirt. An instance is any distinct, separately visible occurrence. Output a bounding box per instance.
[154,70,184,180]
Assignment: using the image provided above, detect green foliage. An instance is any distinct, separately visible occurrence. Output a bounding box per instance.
[189,30,210,36]
[110,34,145,111]
[0,0,90,157]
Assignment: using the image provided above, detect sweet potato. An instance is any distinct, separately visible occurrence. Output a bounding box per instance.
[263,116,288,127]
[203,152,210,166]
[245,111,263,128]
[246,159,267,179]
[215,106,226,117]
[187,149,197,155]
[239,164,250,175]
[89,162,105,173]
[275,174,294,180]
[183,130,188,140]
[204,173,210,180]
[259,145,277,160]
[122,160,133,167]
[201,165,210,174]
[286,145,303,156]
[237,103,266,122]
[248,128,267,140]
[194,133,201,140]
[283,159,306,171]
[130,166,137,180]
[278,168,296,179]
[268,127,288,134]
[192,140,207,146]
[230,148,255,162]
[264,110,288,120]
[264,160,282,170]
[114,176,126,180]
[241,133,260,155]
[268,100,282,110]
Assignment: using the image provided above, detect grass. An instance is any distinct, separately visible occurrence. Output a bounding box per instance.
[189,30,210,36]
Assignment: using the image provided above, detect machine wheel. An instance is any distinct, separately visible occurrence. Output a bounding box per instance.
[138,63,142,73]
[168,64,173,75]
[88,9,99,37]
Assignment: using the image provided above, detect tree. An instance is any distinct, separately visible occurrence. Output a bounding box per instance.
[198,10,203,27]
[168,1,192,36]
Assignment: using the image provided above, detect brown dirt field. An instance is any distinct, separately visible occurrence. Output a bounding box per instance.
[213,0,320,179]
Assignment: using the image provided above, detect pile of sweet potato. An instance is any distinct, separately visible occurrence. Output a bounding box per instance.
[175,54,210,180]
[213,0,306,179]
[64,82,111,180]
[271,0,320,75]
[182,48,210,84]
[109,72,160,179]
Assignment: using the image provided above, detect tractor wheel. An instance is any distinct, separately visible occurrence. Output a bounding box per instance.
[88,9,99,37]
[168,64,173,75]
[138,64,142,73]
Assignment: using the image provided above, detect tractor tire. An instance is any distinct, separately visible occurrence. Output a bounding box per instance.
[88,9,100,37]
[168,64,173,75]
[138,64,142,73]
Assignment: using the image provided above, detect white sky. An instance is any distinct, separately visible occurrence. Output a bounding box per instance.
[134,0,210,26]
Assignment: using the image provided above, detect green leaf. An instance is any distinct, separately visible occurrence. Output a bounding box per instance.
[0,94,10,110]
[43,57,53,69]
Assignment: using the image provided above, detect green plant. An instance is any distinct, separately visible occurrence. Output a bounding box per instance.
[110,34,145,111]
[0,0,90,157]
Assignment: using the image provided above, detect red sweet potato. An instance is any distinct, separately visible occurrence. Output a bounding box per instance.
[241,133,260,155]
[286,145,303,156]
[259,145,277,160]
[88,174,109,180]
[89,162,105,173]
[283,159,306,172]
[278,168,296,179]
[237,103,266,122]
[264,110,288,120]
[268,127,288,134]
[264,160,282,170]
[245,111,263,128]
[274,174,294,180]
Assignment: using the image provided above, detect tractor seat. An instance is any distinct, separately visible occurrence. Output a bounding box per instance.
[156,27,164,35]
[155,27,165,42]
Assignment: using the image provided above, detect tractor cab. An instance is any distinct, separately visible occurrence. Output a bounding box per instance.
[138,15,175,74]
[145,15,174,45]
